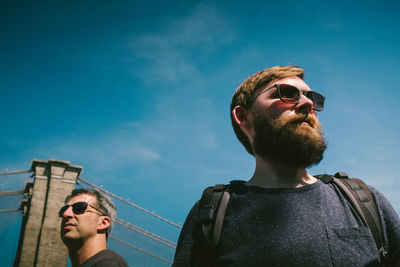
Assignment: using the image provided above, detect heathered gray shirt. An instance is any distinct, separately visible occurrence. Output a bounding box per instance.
[173,180,400,266]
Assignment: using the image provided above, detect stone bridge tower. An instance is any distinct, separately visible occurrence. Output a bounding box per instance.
[14,159,82,267]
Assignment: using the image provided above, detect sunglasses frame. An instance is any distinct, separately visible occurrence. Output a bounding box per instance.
[59,201,104,218]
[255,84,325,111]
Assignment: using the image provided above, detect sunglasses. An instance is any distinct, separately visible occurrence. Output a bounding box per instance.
[256,84,325,111]
[58,201,103,218]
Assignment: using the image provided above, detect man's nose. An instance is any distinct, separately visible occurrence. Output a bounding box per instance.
[295,94,314,115]
[62,206,74,218]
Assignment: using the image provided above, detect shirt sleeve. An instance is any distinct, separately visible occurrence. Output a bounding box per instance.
[172,201,200,267]
[370,187,400,265]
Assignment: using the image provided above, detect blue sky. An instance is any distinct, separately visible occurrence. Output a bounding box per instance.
[1,0,400,235]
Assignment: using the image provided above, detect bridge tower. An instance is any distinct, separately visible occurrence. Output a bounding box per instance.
[14,159,82,267]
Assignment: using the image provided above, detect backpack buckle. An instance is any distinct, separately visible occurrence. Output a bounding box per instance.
[334,172,349,178]
[199,204,215,226]
[378,246,388,262]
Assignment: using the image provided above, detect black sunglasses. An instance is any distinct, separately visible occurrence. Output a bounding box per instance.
[256,84,325,111]
[58,201,103,218]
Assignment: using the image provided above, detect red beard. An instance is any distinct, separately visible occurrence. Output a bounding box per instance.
[252,111,327,168]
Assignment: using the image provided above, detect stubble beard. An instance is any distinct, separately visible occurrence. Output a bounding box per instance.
[252,110,327,168]
[61,229,86,250]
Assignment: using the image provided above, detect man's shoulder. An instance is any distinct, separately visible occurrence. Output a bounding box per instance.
[80,249,129,267]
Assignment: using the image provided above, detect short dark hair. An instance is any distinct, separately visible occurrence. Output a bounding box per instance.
[230,65,305,154]
[65,188,117,235]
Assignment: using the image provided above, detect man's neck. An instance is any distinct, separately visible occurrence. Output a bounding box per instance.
[68,236,107,267]
[247,156,317,188]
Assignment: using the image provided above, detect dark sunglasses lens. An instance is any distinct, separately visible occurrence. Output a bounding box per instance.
[279,85,299,103]
[72,202,89,214]
[59,205,68,217]
[58,202,89,217]
[308,91,325,111]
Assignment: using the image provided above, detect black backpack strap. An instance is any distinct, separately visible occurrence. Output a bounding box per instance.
[213,189,230,245]
[190,184,229,266]
[198,184,229,246]
[192,180,245,266]
[318,172,388,262]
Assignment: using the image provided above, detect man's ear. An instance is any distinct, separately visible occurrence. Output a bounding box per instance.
[97,216,111,232]
[232,105,254,145]
[232,105,252,129]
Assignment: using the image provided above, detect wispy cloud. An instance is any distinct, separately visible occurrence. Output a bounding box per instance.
[21,97,222,171]
[24,126,161,172]
[128,4,234,83]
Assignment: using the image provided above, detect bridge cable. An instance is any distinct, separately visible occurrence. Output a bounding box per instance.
[116,218,176,249]
[0,170,31,176]
[109,235,172,265]
[0,189,25,197]
[0,208,20,213]
[78,177,182,229]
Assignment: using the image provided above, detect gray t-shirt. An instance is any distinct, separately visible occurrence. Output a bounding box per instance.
[80,249,129,267]
[173,180,400,266]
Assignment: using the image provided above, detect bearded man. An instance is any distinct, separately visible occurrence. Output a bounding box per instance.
[172,66,400,266]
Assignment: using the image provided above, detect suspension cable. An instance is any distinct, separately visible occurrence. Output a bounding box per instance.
[0,189,25,197]
[0,208,20,213]
[109,235,172,265]
[78,177,182,229]
[0,170,31,176]
[116,218,176,249]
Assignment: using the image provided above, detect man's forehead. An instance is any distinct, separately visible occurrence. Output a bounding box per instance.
[266,76,310,91]
[67,193,96,205]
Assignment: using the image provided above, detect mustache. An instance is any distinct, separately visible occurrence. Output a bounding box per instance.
[284,113,318,128]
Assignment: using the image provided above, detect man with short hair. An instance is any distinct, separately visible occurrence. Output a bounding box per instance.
[60,188,129,267]
[173,66,400,266]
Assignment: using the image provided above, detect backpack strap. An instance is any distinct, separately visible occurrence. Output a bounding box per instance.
[192,180,245,266]
[190,184,228,266]
[198,184,230,246]
[317,172,388,262]
[213,189,230,245]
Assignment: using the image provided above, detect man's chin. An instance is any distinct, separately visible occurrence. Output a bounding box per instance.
[254,128,326,168]
[61,231,78,242]
[259,153,324,169]
[61,234,85,249]
[253,111,326,168]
